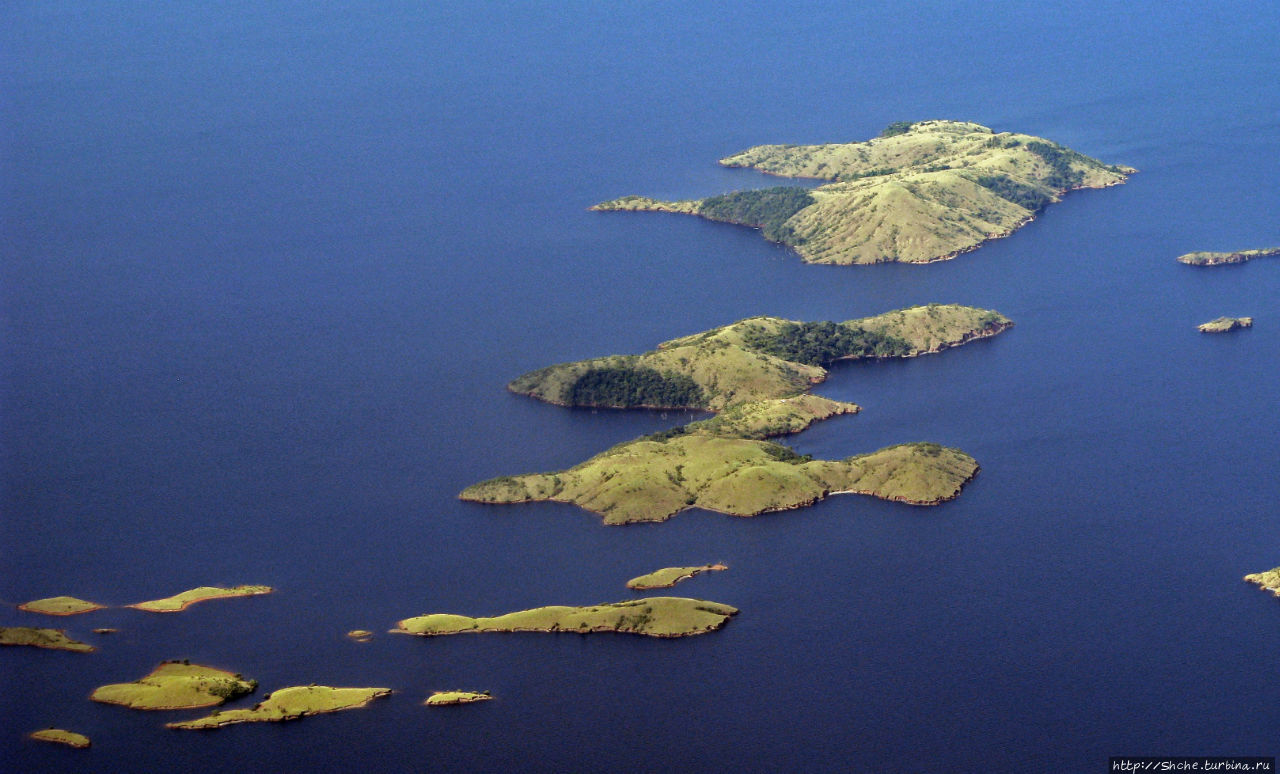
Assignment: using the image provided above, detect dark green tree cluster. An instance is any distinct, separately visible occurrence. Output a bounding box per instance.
[742,321,912,366]
[697,186,815,245]
[1025,140,1085,190]
[567,367,705,408]
[975,174,1051,212]
[879,121,915,137]
[760,442,813,464]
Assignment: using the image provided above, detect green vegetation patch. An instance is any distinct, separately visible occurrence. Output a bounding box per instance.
[91,662,257,710]
[1178,247,1280,266]
[626,564,727,590]
[567,365,705,408]
[347,629,373,642]
[697,186,815,244]
[167,686,391,729]
[594,120,1133,264]
[18,596,104,616]
[0,626,95,653]
[29,729,90,749]
[395,597,739,638]
[425,690,493,706]
[1197,316,1252,334]
[741,320,911,365]
[129,585,273,613]
[509,304,1011,411]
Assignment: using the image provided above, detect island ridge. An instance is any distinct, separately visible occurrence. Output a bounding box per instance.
[594,120,1134,265]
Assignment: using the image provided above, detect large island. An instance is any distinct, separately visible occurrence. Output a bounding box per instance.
[593,120,1134,265]
[509,304,1011,411]
[463,305,1005,524]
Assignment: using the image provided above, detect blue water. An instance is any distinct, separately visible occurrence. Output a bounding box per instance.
[3,1,1279,771]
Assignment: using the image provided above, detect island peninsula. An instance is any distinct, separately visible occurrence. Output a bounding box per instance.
[167,686,391,729]
[627,564,727,590]
[128,585,272,613]
[593,120,1134,265]
[462,305,1006,524]
[394,597,738,638]
[1178,247,1280,266]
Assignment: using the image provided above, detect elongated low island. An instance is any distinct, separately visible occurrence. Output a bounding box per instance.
[129,585,272,613]
[1178,247,1280,266]
[594,120,1134,265]
[509,304,1011,411]
[18,596,104,616]
[1198,317,1252,334]
[167,686,391,729]
[0,626,95,653]
[627,564,727,590]
[394,598,739,638]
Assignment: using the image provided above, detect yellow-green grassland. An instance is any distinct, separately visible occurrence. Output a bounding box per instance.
[91,662,257,710]
[166,686,391,729]
[593,120,1133,265]
[394,597,738,638]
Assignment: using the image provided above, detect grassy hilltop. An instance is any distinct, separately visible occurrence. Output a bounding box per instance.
[594,120,1133,265]
[510,304,1011,411]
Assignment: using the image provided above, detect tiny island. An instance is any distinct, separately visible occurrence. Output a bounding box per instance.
[463,305,1002,524]
[346,629,373,642]
[1198,317,1252,334]
[0,626,95,653]
[1177,247,1280,266]
[92,662,257,710]
[425,691,493,706]
[167,686,391,729]
[29,729,90,749]
[128,585,273,613]
[18,596,104,616]
[394,597,739,638]
[593,120,1134,265]
[627,564,727,590]
[1245,568,1280,596]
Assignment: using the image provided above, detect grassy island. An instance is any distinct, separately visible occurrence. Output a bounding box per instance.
[593,120,1133,265]
[627,564,727,590]
[0,626,95,653]
[1197,317,1252,334]
[426,691,493,706]
[1178,247,1280,266]
[509,304,1011,410]
[18,596,103,616]
[29,729,90,749]
[394,597,738,638]
[166,686,391,729]
[91,662,257,710]
[463,434,978,524]
[346,629,373,642]
[129,585,272,613]
[1245,568,1280,596]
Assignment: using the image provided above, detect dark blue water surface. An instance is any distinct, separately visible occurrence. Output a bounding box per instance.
[4,1,1280,771]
